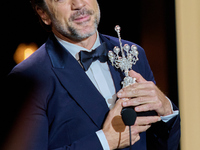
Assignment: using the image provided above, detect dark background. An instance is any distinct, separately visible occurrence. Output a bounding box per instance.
[1,0,179,148]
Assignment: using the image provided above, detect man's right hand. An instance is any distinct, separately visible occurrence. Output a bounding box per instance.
[102,99,161,150]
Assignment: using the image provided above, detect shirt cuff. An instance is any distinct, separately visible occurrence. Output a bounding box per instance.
[160,97,179,123]
[96,130,110,150]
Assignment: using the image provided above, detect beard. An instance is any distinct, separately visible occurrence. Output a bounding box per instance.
[50,6,100,42]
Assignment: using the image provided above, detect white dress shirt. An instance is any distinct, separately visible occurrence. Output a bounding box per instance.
[55,32,179,150]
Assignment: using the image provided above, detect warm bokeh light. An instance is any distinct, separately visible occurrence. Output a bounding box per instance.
[13,43,38,64]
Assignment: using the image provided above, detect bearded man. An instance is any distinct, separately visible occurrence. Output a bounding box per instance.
[5,0,180,150]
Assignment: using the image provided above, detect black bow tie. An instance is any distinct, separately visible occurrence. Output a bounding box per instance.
[79,42,108,71]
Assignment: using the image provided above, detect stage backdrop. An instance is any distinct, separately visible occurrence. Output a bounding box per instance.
[176,0,200,149]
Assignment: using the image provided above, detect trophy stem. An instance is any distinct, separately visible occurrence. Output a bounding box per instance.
[125,70,129,77]
[115,26,125,58]
[117,32,125,58]
[122,76,136,88]
[110,25,139,88]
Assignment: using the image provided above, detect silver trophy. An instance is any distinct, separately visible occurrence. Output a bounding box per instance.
[108,25,139,88]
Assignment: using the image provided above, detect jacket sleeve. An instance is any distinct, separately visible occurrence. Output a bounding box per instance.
[3,73,104,150]
[140,49,180,150]
[146,103,180,150]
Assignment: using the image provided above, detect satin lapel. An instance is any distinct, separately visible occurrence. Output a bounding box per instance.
[108,62,123,93]
[99,34,123,93]
[46,35,109,128]
[99,34,141,93]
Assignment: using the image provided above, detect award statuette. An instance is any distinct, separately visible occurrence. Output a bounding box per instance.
[108,25,139,88]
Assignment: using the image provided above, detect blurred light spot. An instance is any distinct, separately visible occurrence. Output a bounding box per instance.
[14,43,38,64]
[24,48,35,60]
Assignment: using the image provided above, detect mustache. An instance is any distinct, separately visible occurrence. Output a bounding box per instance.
[69,8,94,21]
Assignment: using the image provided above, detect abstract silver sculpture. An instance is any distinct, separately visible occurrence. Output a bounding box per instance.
[108,25,139,88]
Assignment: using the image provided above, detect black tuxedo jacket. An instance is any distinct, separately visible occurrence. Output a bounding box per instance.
[4,33,180,150]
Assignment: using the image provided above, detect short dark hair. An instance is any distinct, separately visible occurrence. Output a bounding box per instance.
[30,0,51,31]
[30,0,46,10]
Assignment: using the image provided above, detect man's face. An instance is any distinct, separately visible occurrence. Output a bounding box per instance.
[44,0,100,41]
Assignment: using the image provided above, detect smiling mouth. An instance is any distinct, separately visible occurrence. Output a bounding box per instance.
[73,15,91,24]
[70,8,94,24]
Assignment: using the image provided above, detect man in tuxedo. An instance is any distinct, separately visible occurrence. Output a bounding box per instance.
[4,0,180,149]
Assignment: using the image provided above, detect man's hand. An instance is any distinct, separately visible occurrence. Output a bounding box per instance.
[117,70,173,117]
[102,99,161,150]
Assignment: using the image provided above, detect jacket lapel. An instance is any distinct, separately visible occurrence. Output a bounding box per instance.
[99,34,124,93]
[45,34,126,128]
[46,34,109,128]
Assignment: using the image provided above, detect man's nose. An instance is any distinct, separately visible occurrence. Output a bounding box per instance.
[71,0,86,10]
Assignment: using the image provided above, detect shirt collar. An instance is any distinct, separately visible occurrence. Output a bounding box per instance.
[55,32,101,60]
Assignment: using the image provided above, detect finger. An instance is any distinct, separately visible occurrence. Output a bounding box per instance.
[135,116,161,126]
[122,96,155,107]
[129,70,146,83]
[117,82,154,98]
[110,99,129,116]
[132,134,140,145]
[134,101,161,113]
[131,125,151,135]
[130,134,140,145]
[114,99,124,109]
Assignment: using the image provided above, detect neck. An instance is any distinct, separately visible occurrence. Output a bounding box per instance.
[52,29,97,50]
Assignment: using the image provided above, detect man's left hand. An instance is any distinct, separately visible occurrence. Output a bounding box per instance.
[117,70,173,117]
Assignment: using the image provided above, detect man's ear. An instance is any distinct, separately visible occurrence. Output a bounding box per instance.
[36,6,52,25]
